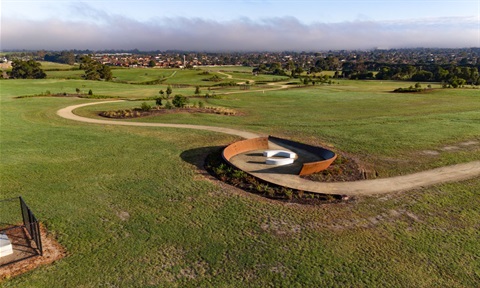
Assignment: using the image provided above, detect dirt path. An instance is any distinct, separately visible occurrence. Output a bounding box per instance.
[57,101,260,139]
[216,71,257,86]
[216,71,233,79]
[248,162,480,196]
[57,101,480,196]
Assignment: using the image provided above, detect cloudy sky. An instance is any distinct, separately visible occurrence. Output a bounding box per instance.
[2,0,479,51]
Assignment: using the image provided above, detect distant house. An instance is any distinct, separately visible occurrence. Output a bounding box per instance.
[0,59,12,71]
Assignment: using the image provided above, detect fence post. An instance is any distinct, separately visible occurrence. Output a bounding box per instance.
[18,196,43,256]
[34,221,43,256]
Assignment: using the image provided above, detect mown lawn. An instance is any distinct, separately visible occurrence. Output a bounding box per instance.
[75,80,480,177]
[0,76,479,287]
[38,61,79,71]
[41,67,282,97]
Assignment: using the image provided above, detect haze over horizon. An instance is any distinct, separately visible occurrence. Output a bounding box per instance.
[2,0,480,52]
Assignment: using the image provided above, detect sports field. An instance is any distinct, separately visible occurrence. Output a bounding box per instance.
[1,66,479,287]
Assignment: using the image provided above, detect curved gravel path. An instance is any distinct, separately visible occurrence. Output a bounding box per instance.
[57,101,260,139]
[58,100,480,196]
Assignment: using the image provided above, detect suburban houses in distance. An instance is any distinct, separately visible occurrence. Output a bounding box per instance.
[4,48,480,70]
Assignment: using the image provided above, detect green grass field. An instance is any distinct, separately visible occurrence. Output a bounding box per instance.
[1,70,479,287]
[73,80,480,177]
[45,66,287,90]
[38,61,79,71]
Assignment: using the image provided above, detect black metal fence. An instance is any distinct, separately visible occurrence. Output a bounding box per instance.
[19,197,43,256]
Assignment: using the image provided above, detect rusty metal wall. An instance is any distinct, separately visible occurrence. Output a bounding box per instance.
[222,136,336,176]
[222,137,269,161]
[298,155,337,176]
[268,136,337,176]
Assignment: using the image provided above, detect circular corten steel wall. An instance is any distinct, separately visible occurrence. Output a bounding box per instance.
[222,136,336,176]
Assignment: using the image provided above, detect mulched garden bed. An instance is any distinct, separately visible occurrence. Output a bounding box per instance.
[100,106,241,119]
[300,153,367,182]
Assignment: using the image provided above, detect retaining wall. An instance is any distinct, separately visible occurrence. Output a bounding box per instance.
[222,137,269,161]
[268,136,337,176]
[222,136,336,176]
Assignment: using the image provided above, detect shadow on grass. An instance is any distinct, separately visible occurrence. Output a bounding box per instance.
[180,145,225,171]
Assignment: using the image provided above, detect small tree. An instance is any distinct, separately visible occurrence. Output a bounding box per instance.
[80,55,112,81]
[159,90,164,97]
[88,89,93,95]
[141,102,152,111]
[194,86,201,96]
[166,85,172,98]
[172,95,188,108]
[76,88,81,94]
[99,64,112,81]
[155,97,163,106]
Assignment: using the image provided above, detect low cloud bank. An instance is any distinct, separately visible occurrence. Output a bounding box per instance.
[2,14,478,51]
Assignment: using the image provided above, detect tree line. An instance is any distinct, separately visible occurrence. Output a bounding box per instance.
[6,56,112,81]
[373,64,479,87]
[253,60,480,87]
[43,51,76,65]
[5,48,479,87]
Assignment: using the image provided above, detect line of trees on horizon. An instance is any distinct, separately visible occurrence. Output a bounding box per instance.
[3,48,479,86]
[253,60,480,87]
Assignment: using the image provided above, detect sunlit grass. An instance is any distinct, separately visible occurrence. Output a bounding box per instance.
[1,73,479,287]
[75,81,480,176]
[38,61,79,71]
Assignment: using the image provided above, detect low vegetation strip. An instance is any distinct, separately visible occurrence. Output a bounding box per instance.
[57,101,480,196]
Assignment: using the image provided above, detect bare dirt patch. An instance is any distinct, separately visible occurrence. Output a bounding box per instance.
[0,225,66,281]
[260,218,302,236]
[116,211,130,221]
[420,140,480,156]
[421,150,440,156]
[441,146,460,151]
[459,141,479,147]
